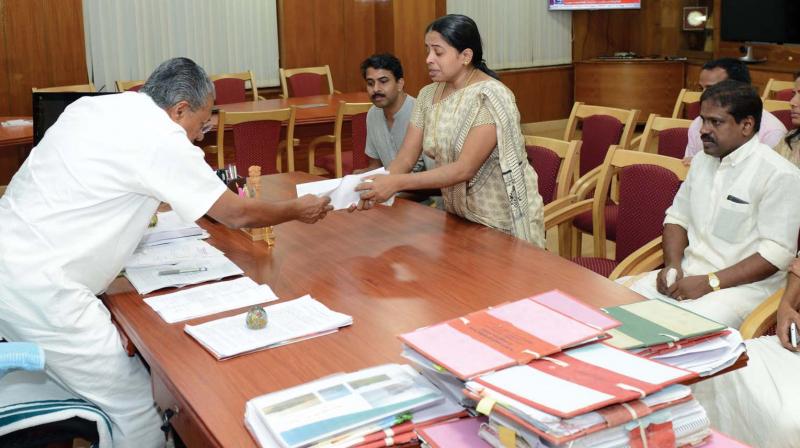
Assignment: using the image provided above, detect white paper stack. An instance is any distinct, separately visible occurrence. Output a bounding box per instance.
[125,239,223,269]
[185,295,352,360]
[138,211,208,247]
[295,167,395,210]
[124,256,243,295]
[648,329,746,377]
[244,364,445,448]
[143,277,279,323]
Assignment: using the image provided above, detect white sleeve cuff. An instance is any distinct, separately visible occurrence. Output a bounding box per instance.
[758,239,796,270]
[664,214,688,230]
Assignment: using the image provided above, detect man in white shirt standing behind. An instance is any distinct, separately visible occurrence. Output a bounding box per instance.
[357,53,429,173]
[0,58,331,446]
[626,80,800,328]
[683,58,786,165]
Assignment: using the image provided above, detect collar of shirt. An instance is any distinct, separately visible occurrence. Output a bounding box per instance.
[719,135,760,168]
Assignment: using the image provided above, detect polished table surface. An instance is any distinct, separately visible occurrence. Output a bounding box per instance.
[102,172,743,447]
[217,92,370,125]
[0,116,33,148]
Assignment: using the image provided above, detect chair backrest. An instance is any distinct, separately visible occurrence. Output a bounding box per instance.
[761,78,795,101]
[116,80,145,92]
[524,136,581,205]
[764,99,794,130]
[211,71,258,105]
[564,102,639,177]
[671,89,702,120]
[216,107,296,175]
[591,147,688,260]
[637,114,692,159]
[32,83,96,93]
[331,101,372,178]
[280,65,335,98]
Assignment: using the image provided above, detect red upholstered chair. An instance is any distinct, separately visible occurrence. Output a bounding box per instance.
[671,89,702,120]
[308,101,371,178]
[279,65,336,98]
[116,80,144,92]
[524,136,581,206]
[544,148,687,277]
[211,71,261,105]
[215,107,296,176]
[764,99,794,130]
[762,78,795,101]
[563,103,638,255]
[634,114,692,159]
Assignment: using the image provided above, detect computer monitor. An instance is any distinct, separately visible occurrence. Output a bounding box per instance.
[32,92,117,146]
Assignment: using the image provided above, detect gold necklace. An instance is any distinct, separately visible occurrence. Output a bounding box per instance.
[432,69,477,150]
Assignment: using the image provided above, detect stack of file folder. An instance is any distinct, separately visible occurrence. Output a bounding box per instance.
[244,364,463,448]
[603,299,745,376]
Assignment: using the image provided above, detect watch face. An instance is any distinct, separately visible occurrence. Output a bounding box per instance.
[709,275,720,288]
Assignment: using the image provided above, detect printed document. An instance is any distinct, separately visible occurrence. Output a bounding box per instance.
[125,239,223,269]
[124,255,243,295]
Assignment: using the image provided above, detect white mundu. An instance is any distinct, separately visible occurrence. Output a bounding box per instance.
[0,92,226,447]
[625,137,800,328]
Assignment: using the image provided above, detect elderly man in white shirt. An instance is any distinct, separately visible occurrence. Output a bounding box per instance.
[626,80,800,328]
[0,58,331,447]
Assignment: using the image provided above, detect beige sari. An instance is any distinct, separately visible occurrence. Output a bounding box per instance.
[411,79,545,247]
[774,132,800,167]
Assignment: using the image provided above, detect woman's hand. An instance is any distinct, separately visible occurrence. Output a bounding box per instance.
[352,175,398,211]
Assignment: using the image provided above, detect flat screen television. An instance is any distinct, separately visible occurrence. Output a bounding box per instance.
[721,0,800,44]
[548,0,640,10]
[32,92,116,146]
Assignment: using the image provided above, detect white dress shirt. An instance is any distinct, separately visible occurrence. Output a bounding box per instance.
[666,136,800,292]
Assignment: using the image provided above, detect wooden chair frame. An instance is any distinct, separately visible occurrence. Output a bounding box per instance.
[763,99,791,114]
[632,114,693,154]
[740,288,782,339]
[524,135,581,201]
[32,83,96,93]
[563,102,639,150]
[215,107,296,173]
[761,78,795,101]
[211,70,263,101]
[116,79,145,92]
[308,101,372,178]
[545,148,687,259]
[279,65,335,98]
[671,89,702,119]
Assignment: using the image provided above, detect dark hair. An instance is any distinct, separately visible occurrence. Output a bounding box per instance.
[425,14,498,80]
[140,57,215,110]
[360,53,404,81]
[785,71,800,149]
[700,79,762,133]
[702,58,751,84]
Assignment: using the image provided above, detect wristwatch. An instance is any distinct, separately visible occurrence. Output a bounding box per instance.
[707,273,721,291]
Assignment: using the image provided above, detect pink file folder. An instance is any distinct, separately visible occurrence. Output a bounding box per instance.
[416,417,489,448]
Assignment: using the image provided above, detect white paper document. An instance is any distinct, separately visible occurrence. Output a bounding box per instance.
[138,210,206,247]
[125,239,224,269]
[124,255,243,295]
[143,277,278,324]
[295,167,395,210]
[184,295,353,359]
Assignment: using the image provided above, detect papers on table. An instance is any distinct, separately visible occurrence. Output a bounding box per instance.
[138,211,207,247]
[125,239,224,269]
[245,364,443,448]
[143,277,279,324]
[185,295,353,360]
[1,119,32,127]
[295,167,395,210]
[417,416,488,448]
[124,256,243,295]
[651,329,745,377]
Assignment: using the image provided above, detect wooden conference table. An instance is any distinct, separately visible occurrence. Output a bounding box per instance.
[0,116,33,149]
[102,172,745,447]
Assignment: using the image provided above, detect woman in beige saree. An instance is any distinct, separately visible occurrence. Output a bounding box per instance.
[355,14,545,247]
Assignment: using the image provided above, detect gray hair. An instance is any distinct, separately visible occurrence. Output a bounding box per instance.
[140,57,215,110]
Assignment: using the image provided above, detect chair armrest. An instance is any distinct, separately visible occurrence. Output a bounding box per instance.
[609,236,663,281]
[544,198,593,231]
[740,289,782,339]
[543,195,577,218]
[570,166,602,200]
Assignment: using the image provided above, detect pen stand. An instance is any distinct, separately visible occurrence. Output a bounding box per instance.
[240,165,275,246]
[242,225,275,246]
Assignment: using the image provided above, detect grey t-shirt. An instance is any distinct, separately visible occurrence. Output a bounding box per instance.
[365,95,430,172]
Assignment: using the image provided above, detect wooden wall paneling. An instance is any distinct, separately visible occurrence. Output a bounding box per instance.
[312,0,346,94]
[374,0,394,54]
[499,66,574,123]
[0,1,11,115]
[278,0,318,70]
[342,0,376,93]
[390,0,438,97]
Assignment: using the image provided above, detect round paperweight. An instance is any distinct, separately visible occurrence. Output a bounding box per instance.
[245,305,268,330]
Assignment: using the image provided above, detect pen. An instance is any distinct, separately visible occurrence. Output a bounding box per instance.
[791,321,797,349]
[158,266,208,276]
